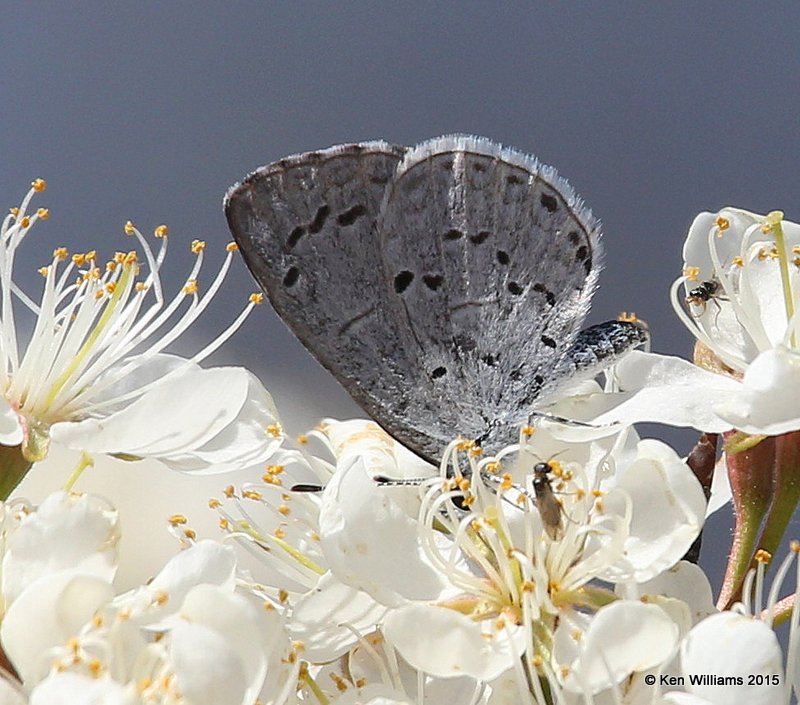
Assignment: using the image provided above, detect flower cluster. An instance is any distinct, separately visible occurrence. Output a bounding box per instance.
[0,184,798,705]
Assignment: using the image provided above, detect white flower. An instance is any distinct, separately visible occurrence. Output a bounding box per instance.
[1,535,290,704]
[1,490,119,609]
[0,181,283,478]
[315,419,703,697]
[570,209,800,435]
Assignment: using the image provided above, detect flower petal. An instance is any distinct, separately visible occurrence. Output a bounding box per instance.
[713,347,800,434]
[681,612,785,705]
[583,352,739,432]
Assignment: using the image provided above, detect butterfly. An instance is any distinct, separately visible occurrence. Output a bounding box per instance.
[224,135,647,463]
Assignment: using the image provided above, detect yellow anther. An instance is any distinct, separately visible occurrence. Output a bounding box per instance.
[310,531,321,541]
[105,282,116,294]
[520,425,535,438]
[154,224,168,238]
[124,221,136,235]
[92,613,104,627]
[85,250,96,261]
[715,216,729,231]
[274,526,286,539]
[9,207,18,216]
[500,472,513,490]
[243,489,263,500]
[208,498,221,509]
[456,437,475,452]
[249,292,264,304]
[52,247,68,260]
[124,251,137,266]
[191,239,206,254]
[72,252,86,266]
[278,589,289,603]
[135,282,148,291]
[462,494,476,507]
[36,207,49,220]
[266,464,285,475]
[20,216,30,228]
[591,489,604,497]
[38,266,49,277]
[571,629,583,642]
[278,504,290,516]
[67,636,80,653]
[31,178,46,192]
[683,265,701,281]
[266,424,282,438]
[168,514,188,526]
[594,499,605,512]
[296,434,309,445]
[219,517,230,530]
[183,528,196,540]
[153,590,169,606]
[732,255,744,267]
[755,548,772,564]
[618,311,641,324]
[114,251,126,263]
[484,460,500,473]
[469,446,483,457]
[521,580,534,593]
[94,290,105,300]
[457,477,471,491]
[223,485,235,498]
[226,242,239,252]
[790,540,800,553]
[560,665,571,678]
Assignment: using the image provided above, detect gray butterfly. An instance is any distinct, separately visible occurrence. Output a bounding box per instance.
[224,135,647,463]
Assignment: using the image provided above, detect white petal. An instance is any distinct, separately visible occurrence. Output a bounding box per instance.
[383,604,521,681]
[681,612,785,705]
[319,456,447,605]
[1,572,114,685]
[51,367,283,471]
[158,586,278,705]
[637,562,716,625]
[714,347,800,434]
[587,352,739,432]
[113,540,236,624]
[2,491,119,606]
[289,572,388,661]
[170,621,248,705]
[603,440,706,582]
[29,672,129,705]
[564,601,679,694]
[0,399,22,446]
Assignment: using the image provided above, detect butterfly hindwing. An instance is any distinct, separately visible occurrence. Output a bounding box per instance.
[378,136,602,448]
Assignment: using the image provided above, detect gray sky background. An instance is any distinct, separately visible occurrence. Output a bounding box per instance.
[4,3,800,585]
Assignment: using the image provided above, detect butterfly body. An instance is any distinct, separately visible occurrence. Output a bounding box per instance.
[225,136,647,462]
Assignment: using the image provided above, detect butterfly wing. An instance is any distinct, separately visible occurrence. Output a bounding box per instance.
[377,135,602,451]
[225,141,456,459]
[225,136,603,460]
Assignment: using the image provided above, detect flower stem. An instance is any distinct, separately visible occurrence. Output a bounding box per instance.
[718,433,775,609]
[757,431,800,559]
[0,444,32,500]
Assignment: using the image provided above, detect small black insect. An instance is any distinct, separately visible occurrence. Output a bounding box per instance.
[685,280,723,316]
[532,461,564,541]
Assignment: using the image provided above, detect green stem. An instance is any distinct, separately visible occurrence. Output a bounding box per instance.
[717,433,775,610]
[757,431,800,558]
[0,444,33,500]
[63,452,94,492]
